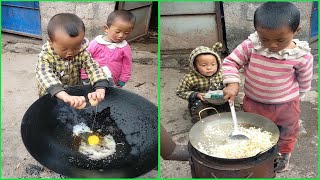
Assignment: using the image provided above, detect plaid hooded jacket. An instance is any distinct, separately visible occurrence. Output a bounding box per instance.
[176,45,224,100]
[36,38,109,97]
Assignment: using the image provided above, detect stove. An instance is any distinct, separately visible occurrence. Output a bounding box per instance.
[188,142,277,178]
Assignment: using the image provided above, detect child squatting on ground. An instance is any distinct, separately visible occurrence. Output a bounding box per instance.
[176,43,231,123]
[81,10,135,88]
[222,2,313,173]
[36,13,109,109]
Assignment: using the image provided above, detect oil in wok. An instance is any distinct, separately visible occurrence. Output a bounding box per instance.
[72,123,117,160]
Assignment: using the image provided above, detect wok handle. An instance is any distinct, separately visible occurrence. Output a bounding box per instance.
[198,107,220,120]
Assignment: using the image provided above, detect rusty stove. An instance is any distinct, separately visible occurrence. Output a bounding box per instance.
[188,142,277,178]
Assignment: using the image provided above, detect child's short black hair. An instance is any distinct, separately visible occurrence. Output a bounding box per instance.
[254,2,300,32]
[106,10,136,27]
[47,13,85,41]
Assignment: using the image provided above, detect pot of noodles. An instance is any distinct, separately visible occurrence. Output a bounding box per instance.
[21,85,157,178]
[189,111,280,161]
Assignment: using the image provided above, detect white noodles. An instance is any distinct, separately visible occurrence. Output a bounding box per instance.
[198,126,273,159]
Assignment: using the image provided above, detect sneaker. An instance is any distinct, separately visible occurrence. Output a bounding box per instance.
[189,100,207,123]
[275,153,291,173]
[190,108,207,123]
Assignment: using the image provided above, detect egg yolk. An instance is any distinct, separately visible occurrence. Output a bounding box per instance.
[88,135,100,145]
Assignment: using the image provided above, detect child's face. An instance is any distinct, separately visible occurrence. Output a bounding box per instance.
[105,17,134,43]
[195,54,218,77]
[256,26,298,52]
[49,29,85,60]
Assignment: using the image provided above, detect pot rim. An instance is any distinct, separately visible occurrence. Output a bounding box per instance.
[189,112,280,160]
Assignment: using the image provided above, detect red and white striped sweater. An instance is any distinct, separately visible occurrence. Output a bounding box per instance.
[222,32,313,104]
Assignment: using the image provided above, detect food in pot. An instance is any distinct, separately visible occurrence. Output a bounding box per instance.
[198,125,273,159]
[79,134,116,160]
[72,123,116,160]
[73,123,92,135]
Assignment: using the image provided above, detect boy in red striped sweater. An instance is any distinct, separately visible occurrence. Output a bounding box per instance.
[222,2,313,173]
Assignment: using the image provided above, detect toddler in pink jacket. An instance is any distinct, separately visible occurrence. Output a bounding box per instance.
[81,10,136,87]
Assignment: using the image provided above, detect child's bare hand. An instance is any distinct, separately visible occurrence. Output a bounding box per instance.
[196,93,206,102]
[56,91,86,108]
[223,83,240,101]
[67,96,86,108]
[88,88,106,102]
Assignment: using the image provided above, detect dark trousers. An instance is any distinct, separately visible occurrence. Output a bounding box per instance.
[188,98,231,123]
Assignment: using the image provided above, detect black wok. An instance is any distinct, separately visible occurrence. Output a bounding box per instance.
[21,85,158,178]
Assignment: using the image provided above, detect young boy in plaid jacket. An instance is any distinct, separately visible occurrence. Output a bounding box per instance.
[36,13,109,109]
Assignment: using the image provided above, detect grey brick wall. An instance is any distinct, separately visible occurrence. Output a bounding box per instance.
[39,2,115,42]
[224,2,313,52]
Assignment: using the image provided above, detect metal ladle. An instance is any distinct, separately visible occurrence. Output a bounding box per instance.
[229,99,249,140]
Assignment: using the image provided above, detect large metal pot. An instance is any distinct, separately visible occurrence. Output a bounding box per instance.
[189,110,280,161]
[21,85,157,178]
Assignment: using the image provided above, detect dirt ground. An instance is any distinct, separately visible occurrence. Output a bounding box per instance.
[1,33,158,178]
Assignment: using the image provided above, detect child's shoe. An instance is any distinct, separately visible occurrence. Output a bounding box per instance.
[189,100,207,123]
[275,153,291,173]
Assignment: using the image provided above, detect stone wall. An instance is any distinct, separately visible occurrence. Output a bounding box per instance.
[39,2,115,42]
[223,2,313,52]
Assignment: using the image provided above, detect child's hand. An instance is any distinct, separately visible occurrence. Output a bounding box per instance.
[223,83,239,101]
[55,91,86,108]
[88,88,106,103]
[299,92,306,99]
[196,93,206,102]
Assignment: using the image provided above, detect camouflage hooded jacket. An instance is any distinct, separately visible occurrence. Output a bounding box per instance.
[176,45,224,100]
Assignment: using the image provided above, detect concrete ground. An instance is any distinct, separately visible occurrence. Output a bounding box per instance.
[1,33,158,178]
[160,42,318,178]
